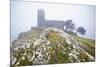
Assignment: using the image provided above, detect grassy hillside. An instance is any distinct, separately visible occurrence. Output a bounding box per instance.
[10,27,95,67]
[71,34,95,58]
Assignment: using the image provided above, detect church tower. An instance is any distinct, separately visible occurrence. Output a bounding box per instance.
[37,9,45,27]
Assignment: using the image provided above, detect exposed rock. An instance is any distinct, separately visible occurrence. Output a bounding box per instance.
[10,27,95,67]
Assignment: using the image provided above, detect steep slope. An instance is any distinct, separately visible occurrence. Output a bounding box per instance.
[10,27,95,67]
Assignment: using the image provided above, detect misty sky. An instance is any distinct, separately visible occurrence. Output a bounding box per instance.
[11,0,95,42]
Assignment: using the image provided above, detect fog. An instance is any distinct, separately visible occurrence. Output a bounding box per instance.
[11,1,95,42]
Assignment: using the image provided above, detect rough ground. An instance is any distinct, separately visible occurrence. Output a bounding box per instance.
[10,27,95,67]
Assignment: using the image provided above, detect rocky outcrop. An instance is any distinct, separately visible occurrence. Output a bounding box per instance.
[10,27,95,67]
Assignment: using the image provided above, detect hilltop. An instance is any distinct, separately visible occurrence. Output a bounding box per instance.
[10,27,95,67]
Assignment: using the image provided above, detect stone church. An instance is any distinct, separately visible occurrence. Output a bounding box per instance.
[37,9,70,30]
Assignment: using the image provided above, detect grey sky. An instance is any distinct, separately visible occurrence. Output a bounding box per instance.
[11,1,95,42]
